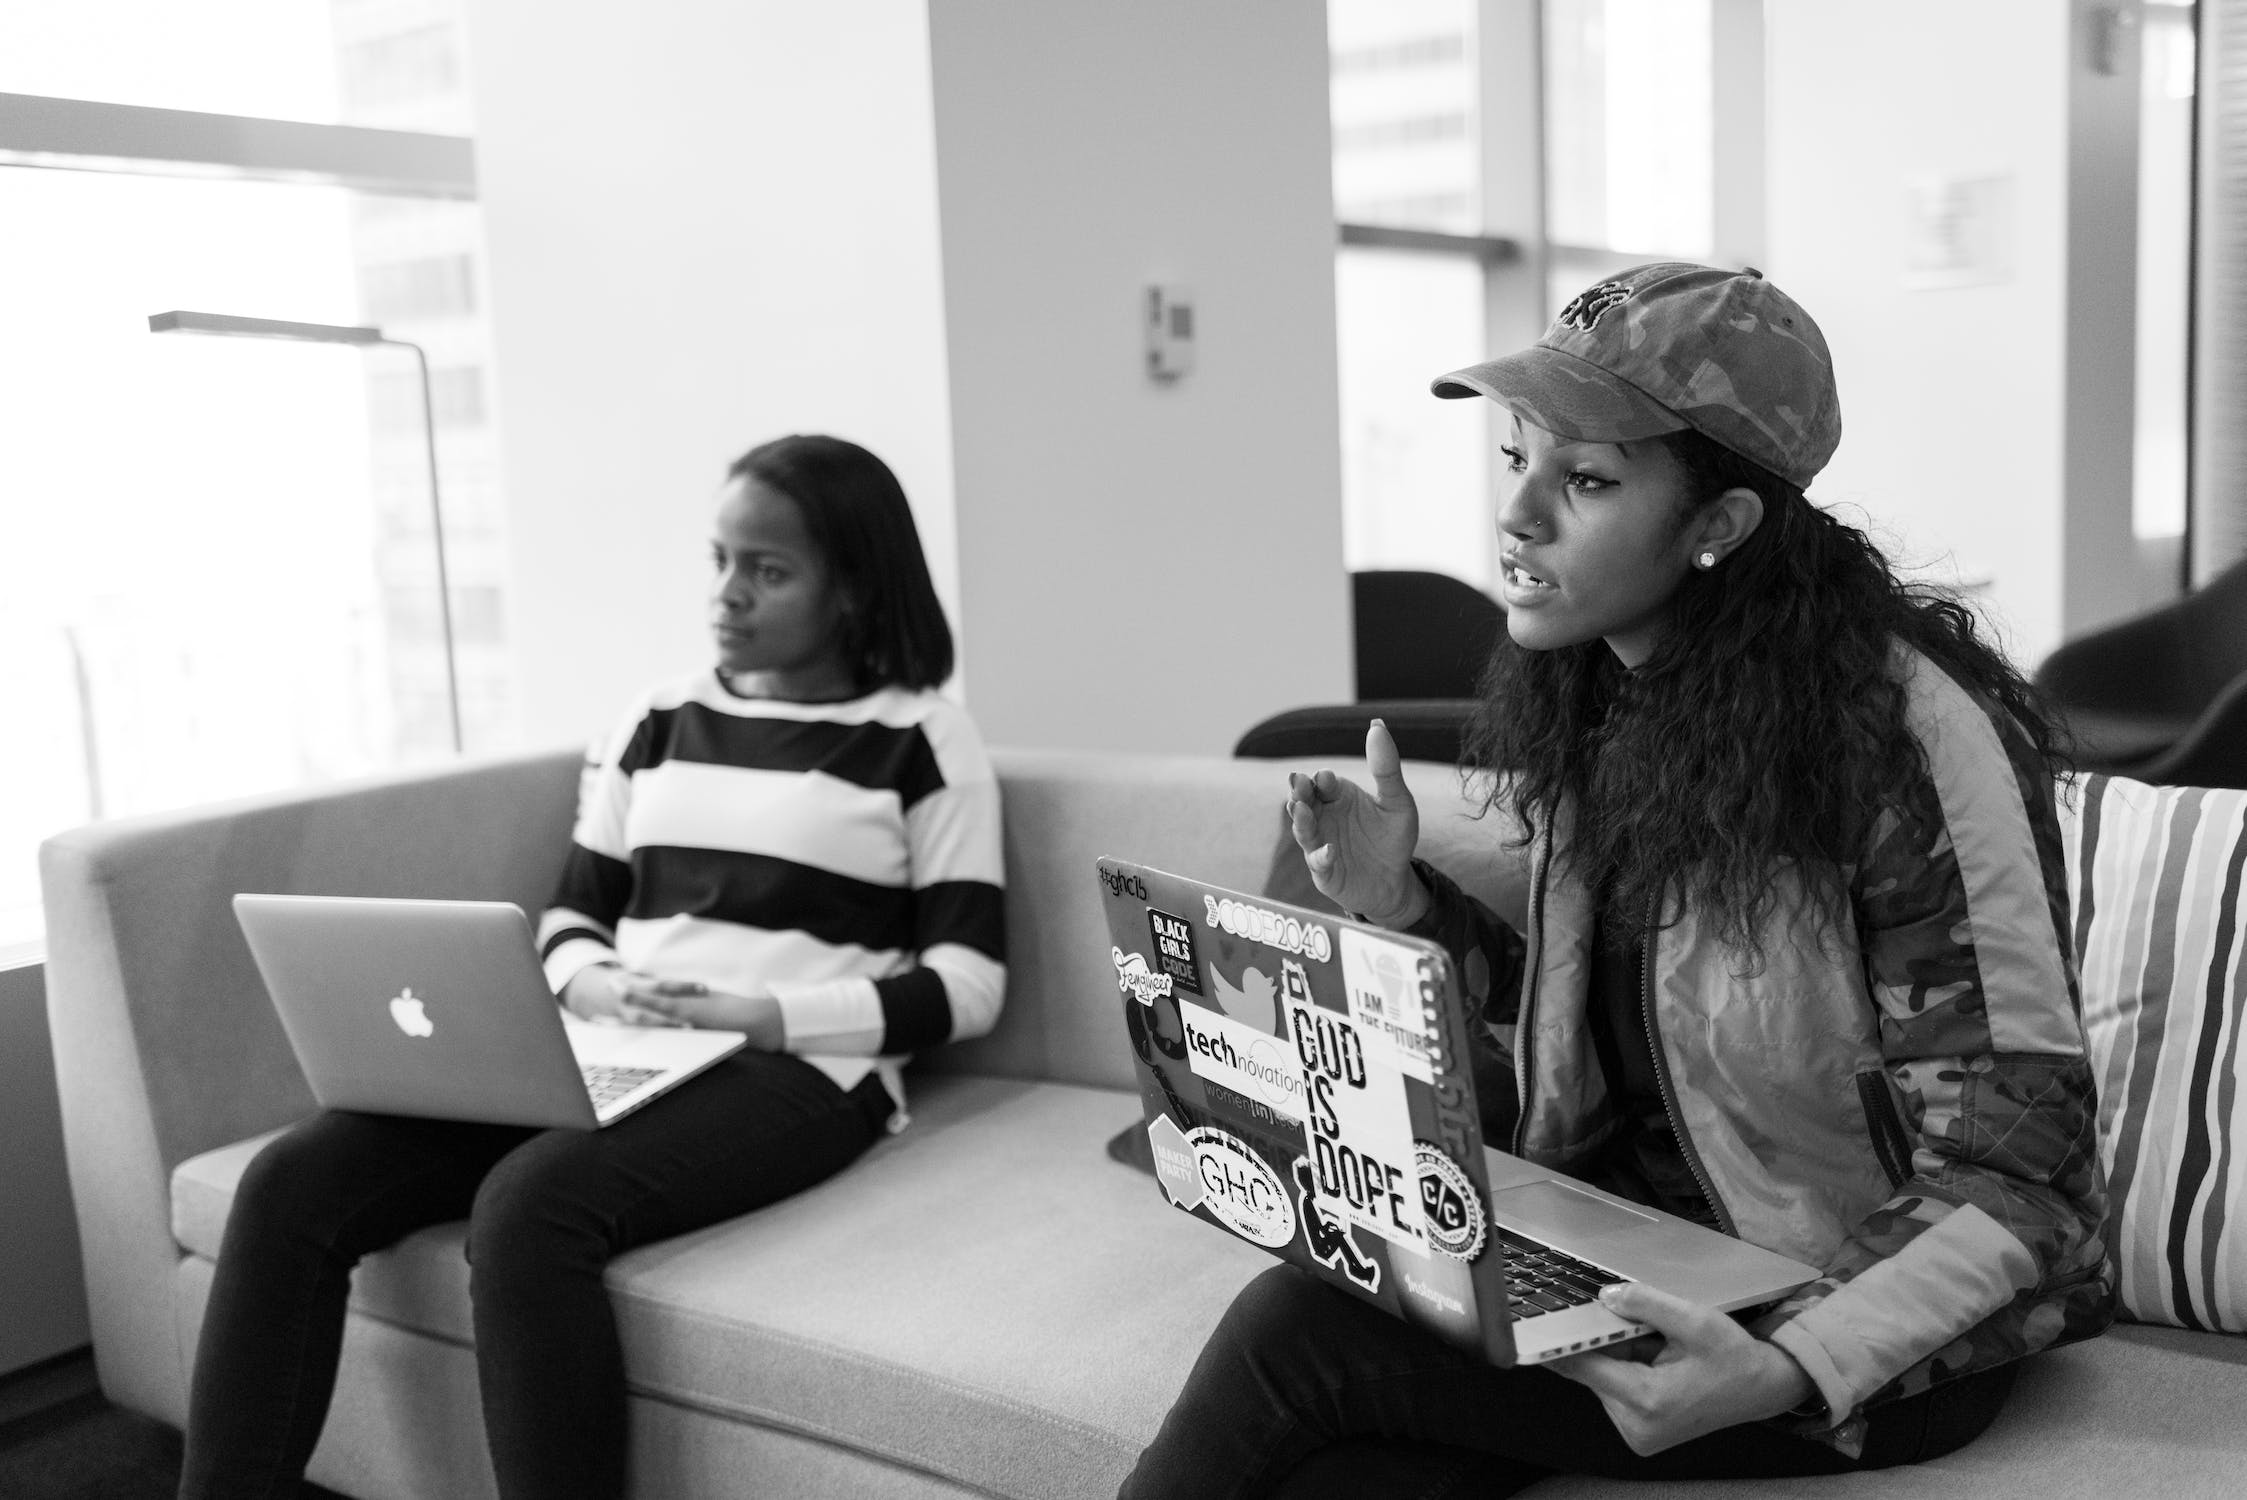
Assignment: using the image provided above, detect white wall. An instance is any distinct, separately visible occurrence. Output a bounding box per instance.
[1765,0,2138,668]
[927,2,1350,751]
[463,0,958,749]
[466,1,1349,755]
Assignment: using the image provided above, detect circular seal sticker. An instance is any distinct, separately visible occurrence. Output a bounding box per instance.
[1414,1143,1488,1262]
[1186,1127,1298,1249]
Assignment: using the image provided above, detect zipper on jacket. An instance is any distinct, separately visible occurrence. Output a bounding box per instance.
[1856,1071,1915,1189]
[1637,901,1737,1237]
[1510,831,1549,1156]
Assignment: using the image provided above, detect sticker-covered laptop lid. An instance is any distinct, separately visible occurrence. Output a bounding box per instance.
[1098,858,1516,1364]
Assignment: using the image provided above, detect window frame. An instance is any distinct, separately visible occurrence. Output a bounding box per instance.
[1331,0,1764,590]
[0,90,480,966]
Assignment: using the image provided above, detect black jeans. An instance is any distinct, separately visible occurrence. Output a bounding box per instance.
[1120,1264,2017,1500]
[178,1051,894,1500]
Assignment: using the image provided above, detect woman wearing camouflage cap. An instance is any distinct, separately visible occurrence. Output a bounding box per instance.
[1122,264,2111,1497]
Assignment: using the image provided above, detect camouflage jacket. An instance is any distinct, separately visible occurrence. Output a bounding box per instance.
[1415,648,2115,1453]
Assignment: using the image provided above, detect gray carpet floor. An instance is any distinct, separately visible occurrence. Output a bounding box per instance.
[0,1353,347,1500]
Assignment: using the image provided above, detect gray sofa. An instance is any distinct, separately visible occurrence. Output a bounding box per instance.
[41,747,2247,1498]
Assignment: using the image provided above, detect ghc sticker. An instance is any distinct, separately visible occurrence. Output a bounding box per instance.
[1187,1127,1298,1248]
[1113,947,1175,1004]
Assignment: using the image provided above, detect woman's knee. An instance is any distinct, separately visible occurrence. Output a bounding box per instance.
[231,1128,317,1215]
[466,1136,605,1275]
[227,1116,368,1233]
[1207,1266,1353,1374]
[1225,1264,1334,1327]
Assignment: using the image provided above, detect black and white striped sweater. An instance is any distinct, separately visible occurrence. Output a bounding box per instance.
[537,672,1006,1119]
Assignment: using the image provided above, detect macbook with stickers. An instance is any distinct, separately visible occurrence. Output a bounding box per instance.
[234,894,745,1130]
[1097,859,1817,1366]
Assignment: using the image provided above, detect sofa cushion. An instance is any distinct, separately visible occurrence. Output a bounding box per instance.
[2061,775,2247,1332]
[172,1072,1272,1500]
[1529,1321,2247,1498]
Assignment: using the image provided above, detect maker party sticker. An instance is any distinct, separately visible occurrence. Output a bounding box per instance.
[1185,1126,1297,1248]
[1148,1115,1200,1209]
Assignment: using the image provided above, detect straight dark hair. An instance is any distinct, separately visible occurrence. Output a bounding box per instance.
[727,434,954,691]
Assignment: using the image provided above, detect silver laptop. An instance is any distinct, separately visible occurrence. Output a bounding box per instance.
[1099,859,1817,1365]
[234,894,746,1130]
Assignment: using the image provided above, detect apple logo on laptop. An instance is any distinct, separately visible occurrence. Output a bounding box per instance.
[389,987,435,1038]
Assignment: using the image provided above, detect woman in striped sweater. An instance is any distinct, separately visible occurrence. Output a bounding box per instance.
[181,435,1006,1500]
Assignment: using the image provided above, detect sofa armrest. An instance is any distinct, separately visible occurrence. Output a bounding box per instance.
[38,748,581,1420]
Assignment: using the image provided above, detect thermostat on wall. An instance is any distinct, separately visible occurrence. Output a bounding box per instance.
[1145,284,1195,381]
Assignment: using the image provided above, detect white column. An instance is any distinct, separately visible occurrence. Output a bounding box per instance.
[465,0,957,749]
[928,0,1350,753]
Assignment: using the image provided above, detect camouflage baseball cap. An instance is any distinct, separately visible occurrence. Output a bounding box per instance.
[1430,261,1841,489]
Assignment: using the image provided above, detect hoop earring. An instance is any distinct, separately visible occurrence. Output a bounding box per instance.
[1697,551,1717,569]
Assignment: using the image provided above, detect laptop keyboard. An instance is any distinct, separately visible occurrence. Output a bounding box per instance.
[581,1063,664,1110]
[1494,1226,1631,1315]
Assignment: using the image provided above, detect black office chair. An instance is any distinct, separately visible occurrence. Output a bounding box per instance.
[1234,571,1503,762]
[1232,699,1483,762]
[2034,554,2247,789]
[1352,569,1505,700]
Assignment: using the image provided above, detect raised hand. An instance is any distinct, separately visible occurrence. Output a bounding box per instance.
[1285,718,1430,929]
[1546,1282,1818,1455]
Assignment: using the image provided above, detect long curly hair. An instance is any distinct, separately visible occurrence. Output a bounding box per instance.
[1462,429,2065,962]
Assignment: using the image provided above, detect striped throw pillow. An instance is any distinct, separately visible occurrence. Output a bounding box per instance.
[2060,774,2247,1332]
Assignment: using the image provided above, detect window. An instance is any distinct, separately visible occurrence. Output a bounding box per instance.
[0,0,351,125]
[384,583,507,645]
[1328,0,1732,593]
[1329,0,1493,586]
[370,365,487,433]
[2138,0,2194,570]
[0,0,511,957]
[361,253,479,324]
[1330,0,1480,236]
[1541,0,1715,308]
[341,26,462,112]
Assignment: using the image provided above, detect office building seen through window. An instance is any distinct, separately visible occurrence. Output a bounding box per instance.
[1328,0,1716,594]
[0,0,510,955]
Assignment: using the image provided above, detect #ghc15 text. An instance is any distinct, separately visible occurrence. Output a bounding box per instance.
[1098,865,1149,901]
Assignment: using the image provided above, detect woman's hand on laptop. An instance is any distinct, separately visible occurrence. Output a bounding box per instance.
[562,963,687,1029]
[1545,1282,1818,1454]
[1285,717,1429,930]
[626,979,785,1049]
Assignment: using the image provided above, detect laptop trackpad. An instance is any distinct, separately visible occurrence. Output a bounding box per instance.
[1489,1179,1657,1240]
